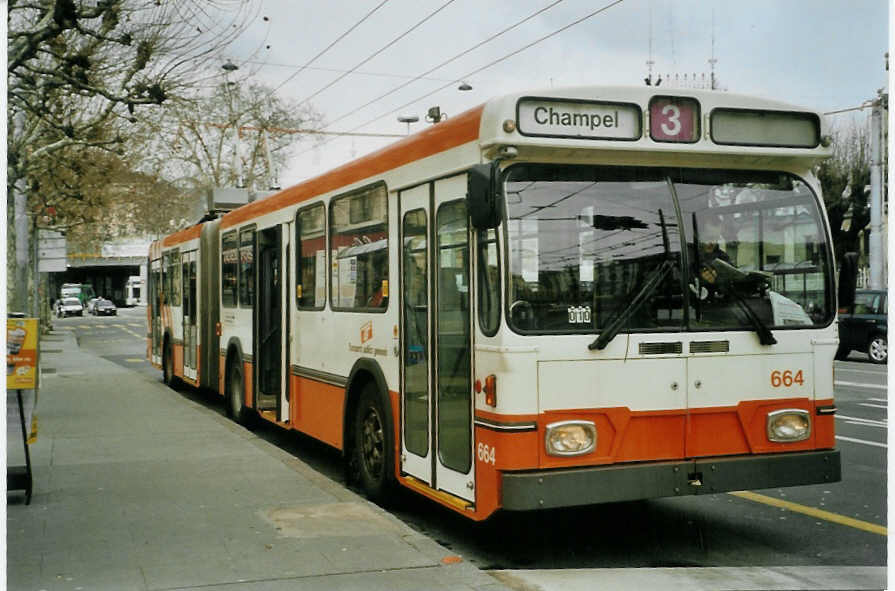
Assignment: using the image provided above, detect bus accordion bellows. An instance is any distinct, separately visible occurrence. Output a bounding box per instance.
[149,85,841,521]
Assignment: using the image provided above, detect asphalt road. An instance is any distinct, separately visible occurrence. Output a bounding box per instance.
[60,309,886,585]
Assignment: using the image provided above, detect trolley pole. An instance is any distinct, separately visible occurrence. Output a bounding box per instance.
[868,95,885,289]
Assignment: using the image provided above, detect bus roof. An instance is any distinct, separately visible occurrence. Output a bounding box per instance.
[210,85,830,231]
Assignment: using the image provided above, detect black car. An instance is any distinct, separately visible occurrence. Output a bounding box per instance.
[91,298,118,316]
[837,289,887,363]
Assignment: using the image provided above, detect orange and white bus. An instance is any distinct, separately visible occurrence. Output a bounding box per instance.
[149,85,842,521]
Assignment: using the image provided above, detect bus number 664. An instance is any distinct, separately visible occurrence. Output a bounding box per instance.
[770,369,804,388]
[477,443,496,465]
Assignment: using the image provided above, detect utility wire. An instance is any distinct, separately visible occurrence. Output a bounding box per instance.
[321,0,565,131]
[295,0,625,163]
[271,0,391,94]
[293,0,459,108]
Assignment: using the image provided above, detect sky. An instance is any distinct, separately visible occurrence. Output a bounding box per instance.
[220,0,890,186]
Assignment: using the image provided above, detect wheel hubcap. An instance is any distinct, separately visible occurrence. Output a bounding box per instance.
[361,408,384,478]
[230,372,242,415]
[870,339,887,361]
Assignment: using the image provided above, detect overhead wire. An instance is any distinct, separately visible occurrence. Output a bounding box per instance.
[292,0,626,165]
[320,0,566,131]
[292,0,459,109]
[270,0,392,94]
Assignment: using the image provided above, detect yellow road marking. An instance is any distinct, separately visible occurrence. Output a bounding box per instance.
[125,358,144,363]
[730,490,887,536]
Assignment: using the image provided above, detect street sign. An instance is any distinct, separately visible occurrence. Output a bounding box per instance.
[38,230,66,272]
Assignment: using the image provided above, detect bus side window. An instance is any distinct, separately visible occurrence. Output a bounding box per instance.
[329,183,388,311]
[222,231,238,308]
[296,203,326,310]
[239,228,255,308]
[477,228,500,336]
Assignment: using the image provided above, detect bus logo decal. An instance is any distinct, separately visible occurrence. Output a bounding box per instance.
[360,321,373,344]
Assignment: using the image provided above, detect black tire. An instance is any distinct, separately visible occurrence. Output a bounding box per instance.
[867,334,887,364]
[834,347,850,361]
[227,360,250,426]
[353,382,394,503]
[162,340,176,387]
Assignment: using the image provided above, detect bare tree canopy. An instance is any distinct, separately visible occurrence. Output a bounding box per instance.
[8,0,260,207]
[136,81,324,196]
[816,124,872,263]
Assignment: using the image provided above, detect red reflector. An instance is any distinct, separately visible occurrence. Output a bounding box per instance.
[484,375,497,407]
[837,307,848,314]
[474,379,482,394]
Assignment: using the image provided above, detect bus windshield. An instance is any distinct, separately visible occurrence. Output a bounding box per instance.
[504,165,833,336]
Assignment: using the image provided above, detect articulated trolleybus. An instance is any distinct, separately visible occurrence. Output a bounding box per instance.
[149,85,841,521]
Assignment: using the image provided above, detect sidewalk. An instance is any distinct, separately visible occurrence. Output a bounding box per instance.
[7,330,511,591]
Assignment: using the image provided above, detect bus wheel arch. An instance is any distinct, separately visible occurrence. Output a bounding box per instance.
[344,359,395,501]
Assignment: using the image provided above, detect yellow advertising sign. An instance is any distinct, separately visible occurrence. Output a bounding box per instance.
[7,318,39,390]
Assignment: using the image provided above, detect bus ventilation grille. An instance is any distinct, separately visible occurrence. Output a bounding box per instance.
[689,340,730,353]
[638,342,683,355]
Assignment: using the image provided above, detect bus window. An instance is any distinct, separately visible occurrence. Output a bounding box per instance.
[675,170,832,328]
[239,228,255,308]
[330,184,388,310]
[296,204,326,310]
[222,231,238,308]
[477,228,500,336]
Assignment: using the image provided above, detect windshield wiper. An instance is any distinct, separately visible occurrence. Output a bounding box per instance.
[589,259,675,350]
[707,259,777,346]
[589,209,674,351]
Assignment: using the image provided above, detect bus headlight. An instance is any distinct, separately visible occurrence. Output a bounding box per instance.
[766,409,810,442]
[545,421,596,456]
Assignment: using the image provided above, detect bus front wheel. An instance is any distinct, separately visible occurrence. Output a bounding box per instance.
[353,383,394,503]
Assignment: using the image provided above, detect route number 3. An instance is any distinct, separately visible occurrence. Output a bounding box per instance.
[477,442,496,465]
[770,369,804,388]
[649,97,698,142]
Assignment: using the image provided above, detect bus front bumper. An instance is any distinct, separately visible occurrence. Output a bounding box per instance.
[500,449,841,511]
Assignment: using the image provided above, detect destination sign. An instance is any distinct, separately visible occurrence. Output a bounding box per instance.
[517,98,641,140]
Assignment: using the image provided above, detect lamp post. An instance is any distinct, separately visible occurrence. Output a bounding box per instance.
[397,115,419,135]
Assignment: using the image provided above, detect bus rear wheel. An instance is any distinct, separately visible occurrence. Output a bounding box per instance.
[163,341,177,387]
[227,361,251,426]
[353,383,394,503]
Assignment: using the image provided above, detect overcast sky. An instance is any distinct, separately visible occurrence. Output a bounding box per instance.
[223,0,889,185]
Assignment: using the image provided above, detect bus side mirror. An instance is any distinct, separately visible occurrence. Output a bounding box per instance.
[837,251,858,313]
[467,163,501,230]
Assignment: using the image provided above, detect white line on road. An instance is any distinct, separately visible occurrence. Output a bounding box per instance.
[836,414,887,428]
[868,398,888,403]
[836,435,887,448]
[834,380,887,390]
[858,403,889,410]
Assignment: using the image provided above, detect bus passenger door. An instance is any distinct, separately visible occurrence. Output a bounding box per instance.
[398,177,475,503]
[280,223,291,422]
[399,184,432,484]
[257,226,282,417]
[150,258,162,365]
[182,251,198,380]
[432,176,474,502]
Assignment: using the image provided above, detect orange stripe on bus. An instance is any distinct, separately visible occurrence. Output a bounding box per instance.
[290,376,346,450]
[162,224,202,247]
[220,105,484,229]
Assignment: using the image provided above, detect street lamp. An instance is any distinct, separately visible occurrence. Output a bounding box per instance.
[397,115,419,135]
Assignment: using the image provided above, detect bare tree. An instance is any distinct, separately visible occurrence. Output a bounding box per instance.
[7,0,261,311]
[816,123,872,264]
[135,80,324,198]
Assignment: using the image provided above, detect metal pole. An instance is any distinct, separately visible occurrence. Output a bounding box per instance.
[32,221,40,318]
[868,100,883,289]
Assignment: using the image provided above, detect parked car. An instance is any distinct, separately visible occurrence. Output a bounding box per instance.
[86,297,99,314]
[91,298,118,316]
[837,289,887,363]
[55,297,84,318]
